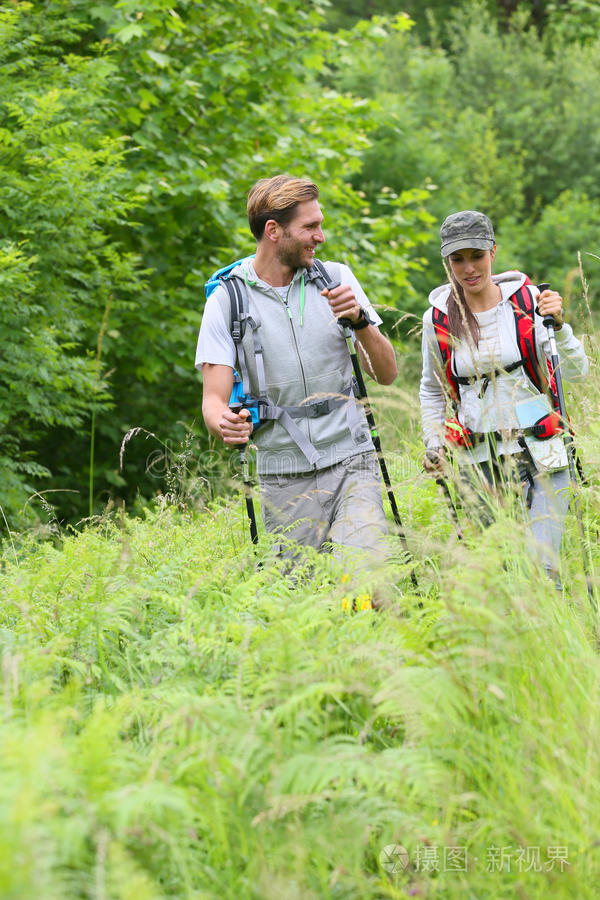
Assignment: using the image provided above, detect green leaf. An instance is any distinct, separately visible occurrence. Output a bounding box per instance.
[145,49,171,68]
[114,23,144,44]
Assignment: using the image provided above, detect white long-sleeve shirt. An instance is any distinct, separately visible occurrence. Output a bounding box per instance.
[419,271,589,463]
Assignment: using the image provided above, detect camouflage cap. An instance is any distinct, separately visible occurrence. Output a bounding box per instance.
[440,210,495,257]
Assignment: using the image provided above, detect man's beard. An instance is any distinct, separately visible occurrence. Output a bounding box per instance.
[276,235,310,271]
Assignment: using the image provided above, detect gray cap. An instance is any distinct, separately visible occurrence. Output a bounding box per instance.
[440,210,495,257]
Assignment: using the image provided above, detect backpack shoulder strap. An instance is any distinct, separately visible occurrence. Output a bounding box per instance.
[431,305,459,405]
[218,273,267,398]
[310,257,329,285]
[307,258,342,291]
[508,281,559,407]
[221,274,247,344]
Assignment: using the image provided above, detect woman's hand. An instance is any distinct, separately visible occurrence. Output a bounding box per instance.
[537,288,564,329]
[423,447,446,472]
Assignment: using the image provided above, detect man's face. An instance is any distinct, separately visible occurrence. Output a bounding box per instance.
[276,199,325,270]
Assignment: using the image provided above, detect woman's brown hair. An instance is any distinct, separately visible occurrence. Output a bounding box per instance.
[446,276,480,346]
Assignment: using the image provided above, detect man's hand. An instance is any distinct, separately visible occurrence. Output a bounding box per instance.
[202,364,255,444]
[219,407,252,445]
[322,284,363,324]
[320,284,397,384]
[537,288,564,329]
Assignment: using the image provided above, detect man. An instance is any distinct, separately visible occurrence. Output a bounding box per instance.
[196,174,397,566]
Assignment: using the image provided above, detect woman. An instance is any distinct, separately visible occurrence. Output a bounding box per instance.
[420,209,589,581]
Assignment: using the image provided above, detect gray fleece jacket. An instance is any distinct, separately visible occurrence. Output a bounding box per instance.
[209,259,377,475]
[419,270,589,462]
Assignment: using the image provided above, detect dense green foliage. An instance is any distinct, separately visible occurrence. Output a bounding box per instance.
[0,0,432,520]
[0,4,143,517]
[326,0,562,37]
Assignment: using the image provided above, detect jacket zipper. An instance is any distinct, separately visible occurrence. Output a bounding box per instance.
[277,285,314,452]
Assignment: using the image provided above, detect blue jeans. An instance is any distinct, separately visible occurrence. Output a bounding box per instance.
[458,453,569,578]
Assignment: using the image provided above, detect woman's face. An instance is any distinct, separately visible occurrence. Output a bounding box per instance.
[447,246,496,295]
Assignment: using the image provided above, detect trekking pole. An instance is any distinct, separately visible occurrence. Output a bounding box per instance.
[537,283,596,608]
[229,402,259,547]
[425,450,463,540]
[311,266,418,587]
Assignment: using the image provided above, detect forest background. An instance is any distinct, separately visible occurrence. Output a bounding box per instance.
[1,0,599,524]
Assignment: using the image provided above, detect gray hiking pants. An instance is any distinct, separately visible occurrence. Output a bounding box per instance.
[259,451,388,566]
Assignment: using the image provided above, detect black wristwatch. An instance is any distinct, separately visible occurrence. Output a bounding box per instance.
[343,307,375,331]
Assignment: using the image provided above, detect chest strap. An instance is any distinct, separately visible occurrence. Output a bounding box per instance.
[453,358,527,398]
[255,383,364,466]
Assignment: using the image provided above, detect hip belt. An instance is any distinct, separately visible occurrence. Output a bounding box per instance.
[445,411,562,449]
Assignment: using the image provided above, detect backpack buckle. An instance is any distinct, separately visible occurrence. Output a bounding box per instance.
[256,400,270,420]
[310,399,331,418]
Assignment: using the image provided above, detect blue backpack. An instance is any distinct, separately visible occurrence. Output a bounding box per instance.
[204,257,254,301]
[204,256,261,428]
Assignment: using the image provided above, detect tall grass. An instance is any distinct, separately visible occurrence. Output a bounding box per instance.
[1,303,600,897]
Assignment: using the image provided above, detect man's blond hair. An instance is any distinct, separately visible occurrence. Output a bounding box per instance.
[247,174,319,240]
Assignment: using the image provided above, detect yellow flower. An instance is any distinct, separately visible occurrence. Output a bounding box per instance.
[357,595,373,611]
[342,593,373,612]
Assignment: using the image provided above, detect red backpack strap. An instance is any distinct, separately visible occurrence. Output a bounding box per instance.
[508,281,559,409]
[431,306,459,405]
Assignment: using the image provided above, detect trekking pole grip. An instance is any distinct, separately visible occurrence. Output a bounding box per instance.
[322,279,353,328]
[229,402,249,453]
[312,266,358,329]
[536,282,555,328]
